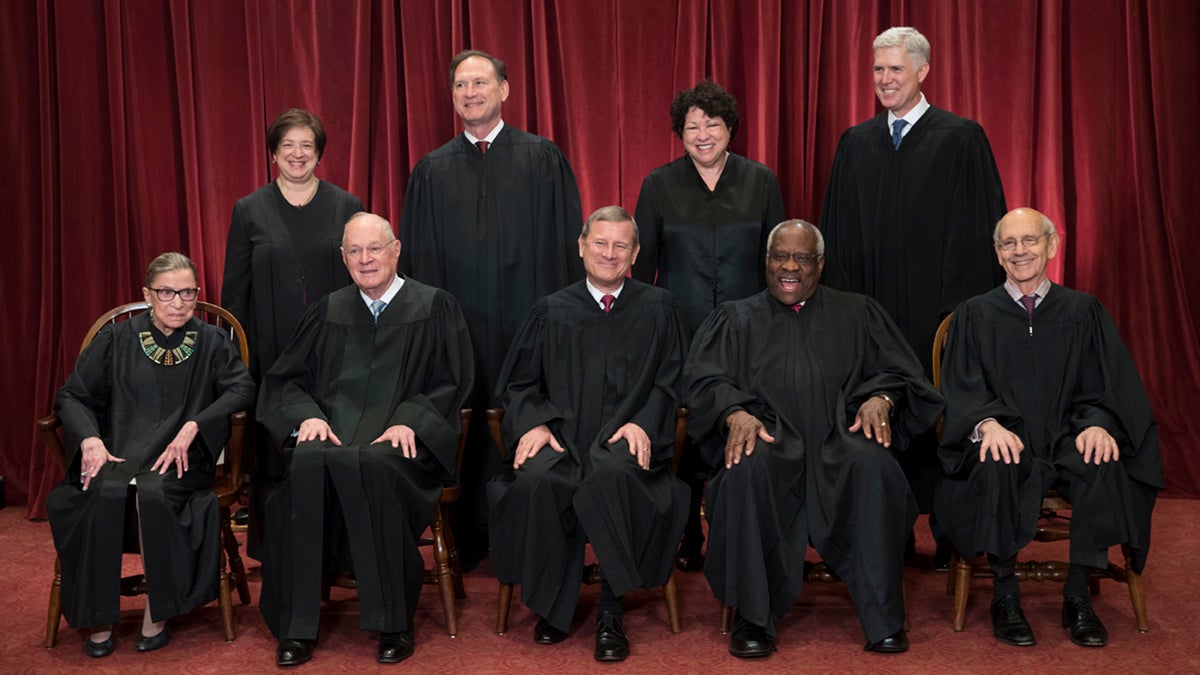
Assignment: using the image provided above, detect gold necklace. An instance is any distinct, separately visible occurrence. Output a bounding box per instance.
[139,330,198,366]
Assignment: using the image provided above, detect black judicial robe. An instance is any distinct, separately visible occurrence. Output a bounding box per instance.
[47,314,255,628]
[685,288,943,641]
[935,285,1161,572]
[819,106,1006,376]
[222,180,363,381]
[256,279,474,639]
[400,125,584,406]
[487,280,690,632]
[633,153,786,332]
[223,179,362,559]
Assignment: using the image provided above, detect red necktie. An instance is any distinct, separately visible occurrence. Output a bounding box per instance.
[602,294,615,313]
[792,302,803,312]
[476,140,489,155]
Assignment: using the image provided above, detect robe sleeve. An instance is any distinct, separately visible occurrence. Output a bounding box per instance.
[256,299,329,445]
[817,130,861,292]
[628,296,690,461]
[55,324,116,467]
[759,169,787,285]
[938,302,1024,475]
[684,304,765,441]
[542,143,585,284]
[631,173,662,285]
[221,197,254,329]
[189,328,257,460]
[938,122,1006,318]
[398,159,447,287]
[387,293,475,473]
[495,303,567,453]
[845,299,944,451]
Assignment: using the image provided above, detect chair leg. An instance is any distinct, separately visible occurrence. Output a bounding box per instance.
[44,557,63,648]
[222,511,251,605]
[720,605,734,635]
[946,549,960,595]
[218,543,236,641]
[439,503,466,600]
[497,582,514,635]
[952,556,972,632]
[1123,548,1150,633]
[430,505,458,637]
[662,571,681,634]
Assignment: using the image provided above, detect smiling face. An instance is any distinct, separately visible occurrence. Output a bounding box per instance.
[578,218,639,293]
[994,209,1058,293]
[766,225,824,306]
[341,214,400,300]
[452,56,509,136]
[682,107,731,170]
[873,46,929,117]
[143,268,198,334]
[272,125,318,184]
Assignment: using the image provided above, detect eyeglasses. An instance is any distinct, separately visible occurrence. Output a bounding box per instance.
[343,242,395,258]
[996,234,1049,251]
[149,287,199,302]
[768,252,823,267]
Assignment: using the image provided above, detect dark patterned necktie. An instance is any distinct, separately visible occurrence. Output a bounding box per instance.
[1020,294,1037,336]
[792,302,802,312]
[601,294,615,313]
[476,140,489,155]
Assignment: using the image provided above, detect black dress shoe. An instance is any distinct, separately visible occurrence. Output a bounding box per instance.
[675,534,705,572]
[729,616,774,658]
[594,611,630,662]
[137,623,172,652]
[864,628,909,653]
[533,617,569,645]
[85,634,114,658]
[990,595,1035,646]
[276,638,316,667]
[378,628,415,664]
[1062,596,1108,647]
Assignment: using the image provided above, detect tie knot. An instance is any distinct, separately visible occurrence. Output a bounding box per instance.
[892,119,909,149]
[792,302,803,313]
[476,140,489,155]
[601,294,615,314]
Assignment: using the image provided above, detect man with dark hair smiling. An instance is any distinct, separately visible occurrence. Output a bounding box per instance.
[686,219,943,657]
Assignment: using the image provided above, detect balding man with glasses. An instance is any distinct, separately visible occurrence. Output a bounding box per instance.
[936,207,1161,648]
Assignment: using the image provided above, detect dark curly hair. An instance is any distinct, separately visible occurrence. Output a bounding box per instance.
[669,80,739,140]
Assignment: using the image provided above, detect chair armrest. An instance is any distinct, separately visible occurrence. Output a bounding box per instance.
[36,413,68,471]
[224,410,248,487]
[486,408,506,459]
[673,407,689,473]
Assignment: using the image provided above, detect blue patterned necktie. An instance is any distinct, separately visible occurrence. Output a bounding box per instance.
[371,299,387,324]
[892,119,908,149]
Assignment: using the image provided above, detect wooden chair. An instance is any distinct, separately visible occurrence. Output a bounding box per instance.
[932,312,1149,633]
[38,301,251,647]
[322,408,472,637]
[488,407,686,635]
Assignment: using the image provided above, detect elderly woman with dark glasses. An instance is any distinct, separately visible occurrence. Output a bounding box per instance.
[45,252,254,657]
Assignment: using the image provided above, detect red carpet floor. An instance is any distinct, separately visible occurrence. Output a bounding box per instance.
[2,499,1198,673]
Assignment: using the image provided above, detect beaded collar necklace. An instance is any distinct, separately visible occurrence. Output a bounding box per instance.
[139,330,198,366]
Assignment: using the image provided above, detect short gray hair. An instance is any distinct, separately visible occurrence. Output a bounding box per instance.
[874,26,930,67]
[993,209,1057,243]
[144,252,197,288]
[343,211,396,244]
[582,205,640,248]
[767,219,825,256]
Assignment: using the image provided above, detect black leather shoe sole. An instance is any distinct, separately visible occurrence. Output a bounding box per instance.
[137,624,172,652]
[277,639,316,667]
[378,630,415,664]
[534,617,569,645]
[85,635,114,658]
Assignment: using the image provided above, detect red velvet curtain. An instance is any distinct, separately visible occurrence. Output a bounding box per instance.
[3,0,1198,518]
